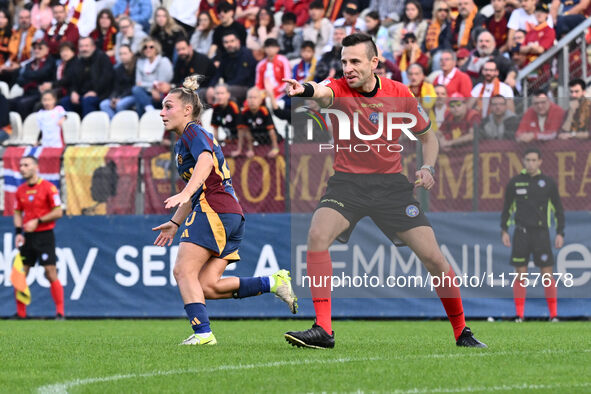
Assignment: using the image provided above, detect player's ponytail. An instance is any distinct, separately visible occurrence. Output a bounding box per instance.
[170,74,204,121]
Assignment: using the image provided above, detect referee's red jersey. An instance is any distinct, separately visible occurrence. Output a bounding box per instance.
[321,75,431,174]
[15,179,62,232]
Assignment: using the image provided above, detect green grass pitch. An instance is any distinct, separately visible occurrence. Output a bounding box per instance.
[1,319,590,393]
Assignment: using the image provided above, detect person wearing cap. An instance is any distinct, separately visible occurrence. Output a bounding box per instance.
[507,0,553,51]
[210,1,247,58]
[438,92,481,150]
[302,0,333,59]
[8,39,55,119]
[44,2,79,58]
[334,0,366,36]
[519,4,555,67]
[255,38,291,100]
[456,47,470,68]
[397,32,429,74]
[435,49,473,98]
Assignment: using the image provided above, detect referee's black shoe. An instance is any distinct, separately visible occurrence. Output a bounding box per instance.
[285,324,335,349]
[456,327,487,348]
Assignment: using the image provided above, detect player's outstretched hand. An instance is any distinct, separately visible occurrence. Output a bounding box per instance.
[501,231,511,248]
[282,78,304,97]
[164,191,191,209]
[152,221,178,247]
[414,169,434,190]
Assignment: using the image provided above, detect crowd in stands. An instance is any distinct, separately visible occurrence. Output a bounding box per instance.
[1,0,591,148]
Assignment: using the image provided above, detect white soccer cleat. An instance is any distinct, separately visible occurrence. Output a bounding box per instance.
[271,269,298,314]
[180,332,217,346]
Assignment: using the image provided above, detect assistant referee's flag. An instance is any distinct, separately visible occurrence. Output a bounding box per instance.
[10,252,31,305]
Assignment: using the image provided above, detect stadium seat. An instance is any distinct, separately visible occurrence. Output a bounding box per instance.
[21,113,40,145]
[80,111,110,143]
[109,110,139,143]
[0,81,9,98]
[8,112,23,143]
[62,111,81,144]
[138,110,164,143]
[9,84,24,99]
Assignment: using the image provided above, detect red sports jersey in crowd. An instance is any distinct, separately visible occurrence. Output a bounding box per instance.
[15,179,62,231]
[320,75,431,174]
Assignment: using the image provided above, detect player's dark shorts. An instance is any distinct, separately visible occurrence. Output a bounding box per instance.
[180,210,244,261]
[510,226,554,267]
[317,172,431,244]
[19,230,57,266]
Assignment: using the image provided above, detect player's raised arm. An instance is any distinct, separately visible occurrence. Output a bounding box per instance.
[282,79,333,105]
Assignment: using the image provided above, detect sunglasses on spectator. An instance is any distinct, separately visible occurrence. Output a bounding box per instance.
[144,45,155,50]
[449,102,463,108]
[438,8,450,12]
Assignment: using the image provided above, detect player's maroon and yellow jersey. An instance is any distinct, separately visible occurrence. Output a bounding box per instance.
[175,121,243,216]
[321,75,431,174]
[15,178,61,232]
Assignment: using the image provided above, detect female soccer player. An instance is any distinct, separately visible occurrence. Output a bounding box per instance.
[152,75,297,345]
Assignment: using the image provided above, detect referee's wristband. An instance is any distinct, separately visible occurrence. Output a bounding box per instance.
[296,82,315,97]
[38,217,44,224]
[169,219,180,227]
[15,227,23,235]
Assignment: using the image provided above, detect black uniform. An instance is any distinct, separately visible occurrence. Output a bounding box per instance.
[501,169,565,267]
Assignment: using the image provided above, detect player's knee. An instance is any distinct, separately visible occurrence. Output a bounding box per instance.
[173,264,189,281]
[307,227,332,250]
[200,280,221,299]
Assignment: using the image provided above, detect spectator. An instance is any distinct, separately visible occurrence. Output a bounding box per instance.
[559,79,591,139]
[550,0,589,38]
[520,4,555,67]
[0,92,9,142]
[60,37,114,116]
[375,59,402,82]
[477,95,519,139]
[210,1,247,58]
[314,26,346,82]
[40,41,81,100]
[470,60,514,117]
[190,11,215,56]
[368,0,405,26]
[507,0,553,50]
[62,0,97,37]
[114,17,147,63]
[36,90,66,148]
[451,0,486,50]
[334,0,366,36]
[278,12,303,60]
[211,84,241,141]
[168,0,199,38]
[485,0,511,53]
[274,0,311,27]
[434,49,473,97]
[233,87,280,158]
[364,11,390,60]
[255,38,291,100]
[1,9,36,87]
[397,32,429,75]
[150,6,186,61]
[31,0,53,31]
[99,44,136,118]
[0,8,11,67]
[438,93,481,150]
[8,39,55,119]
[293,40,317,83]
[211,31,256,103]
[90,9,118,63]
[456,47,470,68]
[389,0,429,57]
[112,0,152,33]
[246,7,279,59]
[235,0,267,30]
[209,31,256,104]
[132,37,173,116]
[423,0,453,71]
[463,30,518,88]
[433,84,448,128]
[407,63,437,130]
[302,0,333,59]
[516,90,565,142]
[44,3,80,58]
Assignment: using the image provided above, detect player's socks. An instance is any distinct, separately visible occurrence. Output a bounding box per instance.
[307,250,333,334]
[513,280,526,319]
[184,302,211,334]
[233,277,271,298]
[544,278,557,319]
[15,290,27,318]
[50,280,65,316]
[434,268,465,340]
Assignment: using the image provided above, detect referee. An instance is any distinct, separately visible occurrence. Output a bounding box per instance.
[501,147,565,322]
[13,156,65,319]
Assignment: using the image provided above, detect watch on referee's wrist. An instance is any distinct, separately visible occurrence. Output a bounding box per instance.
[420,165,435,176]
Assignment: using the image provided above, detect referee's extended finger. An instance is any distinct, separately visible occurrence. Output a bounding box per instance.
[282,78,297,85]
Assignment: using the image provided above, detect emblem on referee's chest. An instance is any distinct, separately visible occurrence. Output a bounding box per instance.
[369,112,379,124]
[406,204,419,217]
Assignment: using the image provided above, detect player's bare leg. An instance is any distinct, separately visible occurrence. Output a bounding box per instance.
[285,207,349,349]
[540,265,558,321]
[514,265,528,322]
[44,265,65,319]
[397,226,487,348]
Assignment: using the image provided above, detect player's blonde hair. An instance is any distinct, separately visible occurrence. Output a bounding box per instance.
[169,75,204,121]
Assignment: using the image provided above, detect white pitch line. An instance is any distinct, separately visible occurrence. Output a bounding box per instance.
[385,381,591,393]
[37,349,591,394]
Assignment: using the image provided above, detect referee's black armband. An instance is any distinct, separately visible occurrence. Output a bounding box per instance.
[15,227,23,235]
[297,83,315,97]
